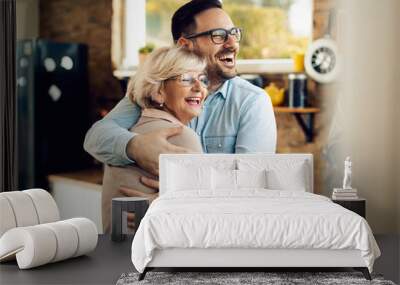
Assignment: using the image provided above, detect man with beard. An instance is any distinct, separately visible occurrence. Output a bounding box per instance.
[84,0,277,191]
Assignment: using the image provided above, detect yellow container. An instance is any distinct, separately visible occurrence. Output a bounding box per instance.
[292,53,305,73]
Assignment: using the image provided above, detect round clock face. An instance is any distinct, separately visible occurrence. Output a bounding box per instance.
[312,46,336,74]
[305,38,339,83]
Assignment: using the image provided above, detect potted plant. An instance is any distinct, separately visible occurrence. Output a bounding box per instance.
[138,43,155,65]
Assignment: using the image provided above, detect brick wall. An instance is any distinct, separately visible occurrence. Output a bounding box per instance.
[40,0,123,121]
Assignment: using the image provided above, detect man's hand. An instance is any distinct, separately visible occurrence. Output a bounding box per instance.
[127,126,190,175]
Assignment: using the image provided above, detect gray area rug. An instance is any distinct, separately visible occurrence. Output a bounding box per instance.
[116,271,396,285]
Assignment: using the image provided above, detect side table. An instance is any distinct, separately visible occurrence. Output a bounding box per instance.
[332,198,366,218]
[112,197,150,241]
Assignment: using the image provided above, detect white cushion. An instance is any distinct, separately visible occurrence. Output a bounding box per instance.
[42,221,78,262]
[167,163,212,191]
[212,168,237,190]
[265,161,307,191]
[236,169,268,189]
[0,225,58,269]
[64,218,98,257]
[211,169,268,191]
[0,218,97,269]
[0,191,39,227]
[24,189,60,224]
[237,158,309,191]
[0,189,60,238]
[0,189,60,262]
[0,196,16,237]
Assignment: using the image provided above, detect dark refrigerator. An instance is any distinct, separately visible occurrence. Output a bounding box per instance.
[16,39,91,189]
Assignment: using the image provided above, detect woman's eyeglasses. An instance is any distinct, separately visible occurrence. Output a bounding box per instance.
[168,74,209,88]
[185,27,242,45]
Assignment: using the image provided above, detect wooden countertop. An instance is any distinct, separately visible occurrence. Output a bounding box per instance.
[48,167,103,186]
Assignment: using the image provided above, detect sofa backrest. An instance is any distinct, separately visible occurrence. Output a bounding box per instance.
[0,189,60,238]
[159,154,313,195]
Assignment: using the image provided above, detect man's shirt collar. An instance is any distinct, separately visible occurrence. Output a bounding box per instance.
[210,78,231,100]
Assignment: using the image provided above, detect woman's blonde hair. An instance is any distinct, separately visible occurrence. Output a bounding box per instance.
[126,46,207,108]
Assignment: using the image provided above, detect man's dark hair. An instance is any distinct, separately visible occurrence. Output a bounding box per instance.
[171,0,223,43]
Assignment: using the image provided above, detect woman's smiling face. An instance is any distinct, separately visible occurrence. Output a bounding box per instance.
[161,71,208,125]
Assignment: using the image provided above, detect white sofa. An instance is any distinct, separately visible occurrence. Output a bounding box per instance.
[0,189,98,269]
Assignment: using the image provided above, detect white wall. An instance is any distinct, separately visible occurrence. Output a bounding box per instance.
[50,176,103,234]
[16,0,39,39]
[332,0,400,234]
[397,28,400,237]
[396,1,400,237]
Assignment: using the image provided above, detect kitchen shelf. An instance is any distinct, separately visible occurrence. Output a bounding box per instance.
[274,107,320,143]
[274,107,320,114]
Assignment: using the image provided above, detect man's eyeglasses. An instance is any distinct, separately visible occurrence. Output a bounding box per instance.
[185,27,242,44]
[168,73,209,88]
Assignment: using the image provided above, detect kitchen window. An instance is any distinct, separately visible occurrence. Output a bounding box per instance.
[112,0,313,74]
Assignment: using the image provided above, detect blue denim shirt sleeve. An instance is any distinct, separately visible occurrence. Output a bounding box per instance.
[83,96,141,165]
[235,90,277,153]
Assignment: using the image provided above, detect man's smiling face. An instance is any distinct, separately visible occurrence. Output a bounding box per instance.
[190,8,240,88]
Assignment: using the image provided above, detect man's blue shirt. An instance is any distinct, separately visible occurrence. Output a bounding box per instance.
[189,77,276,154]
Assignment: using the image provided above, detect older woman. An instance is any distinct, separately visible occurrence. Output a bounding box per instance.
[102,47,208,232]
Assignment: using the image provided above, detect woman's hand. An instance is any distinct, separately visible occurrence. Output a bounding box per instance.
[126,126,190,175]
[140,176,159,190]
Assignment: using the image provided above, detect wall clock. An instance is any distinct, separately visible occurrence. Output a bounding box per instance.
[305,37,339,83]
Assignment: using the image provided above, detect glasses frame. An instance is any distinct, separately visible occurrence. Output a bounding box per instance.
[185,27,242,44]
[167,73,209,88]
